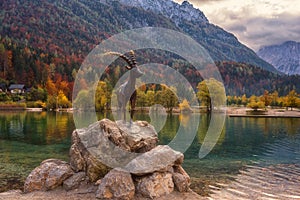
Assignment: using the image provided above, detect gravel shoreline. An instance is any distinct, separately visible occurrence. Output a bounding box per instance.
[0,188,206,200]
[226,107,300,117]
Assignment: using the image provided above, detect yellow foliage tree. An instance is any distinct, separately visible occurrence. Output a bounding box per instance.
[57,90,71,108]
[247,95,265,110]
[286,90,298,110]
[154,86,178,112]
[179,99,193,113]
[95,81,111,111]
[260,90,272,107]
[241,94,248,106]
[197,78,226,112]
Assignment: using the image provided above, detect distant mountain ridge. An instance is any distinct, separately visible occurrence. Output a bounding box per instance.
[1,0,278,73]
[257,41,300,75]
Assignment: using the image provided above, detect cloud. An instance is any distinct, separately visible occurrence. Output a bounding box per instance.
[227,25,247,32]
[172,1,300,50]
[226,13,300,50]
[188,0,300,51]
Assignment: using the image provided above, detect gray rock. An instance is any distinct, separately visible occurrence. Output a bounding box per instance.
[135,172,174,199]
[69,128,111,182]
[23,118,193,199]
[118,0,209,24]
[96,169,135,200]
[63,172,86,191]
[101,119,158,153]
[69,143,86,172]
[70,119,158,173]
[24,159,74,193]
[86,153,110,182]
[172,165,190,192]
[125,145,184,175]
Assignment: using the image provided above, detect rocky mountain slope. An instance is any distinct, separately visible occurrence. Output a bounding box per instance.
[257,41,300,75]
[107,0,277,72]
[1,0,277,72]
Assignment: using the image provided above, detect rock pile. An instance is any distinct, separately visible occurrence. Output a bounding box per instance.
[24,119,191,199]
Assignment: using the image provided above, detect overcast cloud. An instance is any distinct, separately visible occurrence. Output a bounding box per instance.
[175,0,300,51]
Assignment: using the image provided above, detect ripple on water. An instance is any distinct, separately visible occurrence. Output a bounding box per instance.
[209,134,300,200]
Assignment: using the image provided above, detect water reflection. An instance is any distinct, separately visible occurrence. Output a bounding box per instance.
[0,111,299,194]
[0,111,75,145]
[1,112,298,161]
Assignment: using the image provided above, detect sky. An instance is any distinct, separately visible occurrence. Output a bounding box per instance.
[175,0,300,51]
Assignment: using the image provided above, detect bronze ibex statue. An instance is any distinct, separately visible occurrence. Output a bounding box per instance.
[107,50,143,121]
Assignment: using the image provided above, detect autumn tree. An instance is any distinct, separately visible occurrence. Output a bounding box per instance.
[247,95,265,110]
[260,90,272,108]
[95,81,111,111]
[45,78,57,96]
[286,90,298,110]
[154,86,178,112]
[197,78,226,112]
[270,91,279,107]
[179,99,192,113]
[241,94,248,106]
[226,95,234,105]
[57,90,71,108]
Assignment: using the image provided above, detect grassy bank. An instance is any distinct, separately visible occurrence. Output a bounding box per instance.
[0,102,26,110]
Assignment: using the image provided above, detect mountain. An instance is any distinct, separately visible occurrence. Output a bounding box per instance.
[1,0,178,57]
[216,61,300,96]
[257,41,300,75]
[116,0,209,24]
[1,0,278,72]
[109,0,278,72]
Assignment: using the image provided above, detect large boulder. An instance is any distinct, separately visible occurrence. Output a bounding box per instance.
[24,118,192,199]
[172,165,191,192]
[70,127,111,182]
[135,172,174,199]
[125,145,184,175]
[96,169,135,200]
[24,159,74,193]
[70,119,158,176]
[100,119,158,153]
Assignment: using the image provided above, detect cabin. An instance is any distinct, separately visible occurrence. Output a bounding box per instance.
[8,84,26,94]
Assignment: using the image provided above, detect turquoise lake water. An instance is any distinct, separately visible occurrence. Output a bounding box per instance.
[0,111,299,195]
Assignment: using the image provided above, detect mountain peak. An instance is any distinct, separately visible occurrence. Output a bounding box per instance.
[283,41,299,45]
[117,0,209,24]
[181,0,193,7]
[257,41,300,75]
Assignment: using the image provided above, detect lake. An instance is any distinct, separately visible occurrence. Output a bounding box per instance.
[0,111,299,196]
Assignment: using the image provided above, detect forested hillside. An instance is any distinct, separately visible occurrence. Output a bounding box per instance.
[1,0,299,109]
[1,38,299,97]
